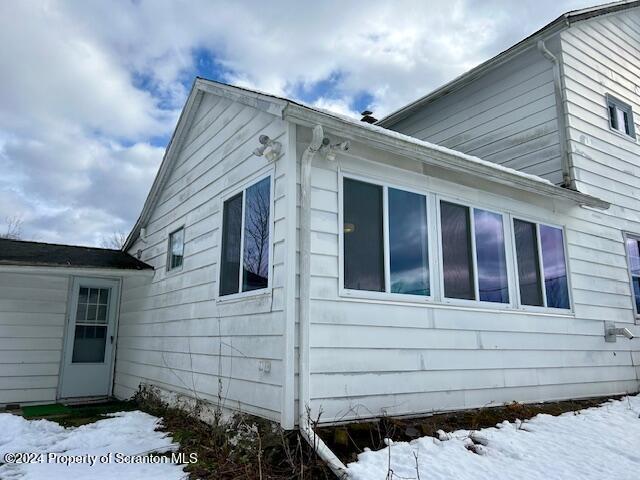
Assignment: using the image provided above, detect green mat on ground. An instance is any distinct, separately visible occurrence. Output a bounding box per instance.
[22,403,71,418]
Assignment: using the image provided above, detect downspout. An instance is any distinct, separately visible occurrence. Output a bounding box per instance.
[537,38,576,190]
[298,124,349,479]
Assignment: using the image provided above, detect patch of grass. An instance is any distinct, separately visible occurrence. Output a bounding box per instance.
[22,403,71,418]
[57,400,137,427]
[133,386,333,479]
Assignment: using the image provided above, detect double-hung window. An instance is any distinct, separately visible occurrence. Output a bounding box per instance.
[624,234,640,316]
[343,177,430,296]
[167,227,184,271]
[513,219,570,309]
[607,94,636,139]
[219,176,271,297]
[439,201,509,303]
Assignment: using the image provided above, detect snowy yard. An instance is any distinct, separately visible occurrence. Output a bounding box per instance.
[348,394,640,480]
[0,410,186,480]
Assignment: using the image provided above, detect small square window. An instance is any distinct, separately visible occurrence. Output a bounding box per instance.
[607,94,635,139]
[167,227,185,271]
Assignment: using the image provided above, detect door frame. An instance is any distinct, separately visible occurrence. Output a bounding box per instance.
[57,275,122,401]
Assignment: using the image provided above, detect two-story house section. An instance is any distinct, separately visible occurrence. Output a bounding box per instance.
[380,1,640,327]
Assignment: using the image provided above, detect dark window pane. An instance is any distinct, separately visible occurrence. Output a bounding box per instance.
[632,277,640,315]
[540,225,570,309]
[169,228,184,270]
[441,201,474,300]
[243,177,271,292]
[389,188,429,296]
[609,104,618,129]
[220,192,243,296]
[78,287,89,304]
[88,288,98,304]
[72,325,107,363]
[514,219,544,306]
[474,209,509,303]
[343,178,384,292]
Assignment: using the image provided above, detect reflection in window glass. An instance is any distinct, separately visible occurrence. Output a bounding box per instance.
[389,188,429,296]
[168,228,184,270]
[625,237,640,314]
[474,209,509,303]
[540,225,570,309]
[441,201,474,300]
[344,178,385,292]
[220,193,243,296]
[242,177,271,292]
[514,219,544,307]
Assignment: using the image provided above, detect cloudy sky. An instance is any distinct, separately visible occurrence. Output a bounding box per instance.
[0,0,598,247]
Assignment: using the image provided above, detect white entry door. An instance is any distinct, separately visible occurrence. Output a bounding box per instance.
[59,277,119,399]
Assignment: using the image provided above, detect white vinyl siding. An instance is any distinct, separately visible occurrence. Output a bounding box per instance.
[299,121,639,424]
[386,46,564,184]
[116,92,290,423]
[0,272,68,406]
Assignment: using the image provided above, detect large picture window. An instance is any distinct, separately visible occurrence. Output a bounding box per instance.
[219,176,271,297]
[513,219,569,309]
[440,201,509,303]
[343,177,430,296]
[625,235,640,315]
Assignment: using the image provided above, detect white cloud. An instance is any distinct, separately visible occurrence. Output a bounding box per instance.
[0,0,596,245]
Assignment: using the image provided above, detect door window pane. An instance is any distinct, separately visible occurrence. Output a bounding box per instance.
[474,209,509,303]
[441,201,474,300]
[540,225,570,309]
[344,178,385,291]
[72,286,110,363]
[626,237,640,314]
[514,219,544,307]
[243,177,271,292]
[389,188,429,295]
[220,193,243,296]
[72,325,107,363]
[168,228,184,270]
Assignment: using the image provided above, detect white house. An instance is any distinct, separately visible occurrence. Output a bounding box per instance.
[1,1,639,455]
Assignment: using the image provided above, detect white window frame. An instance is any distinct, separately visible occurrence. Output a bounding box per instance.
[166,226,185,273]
[338,171,436,303]
[606,93,636,141]
[435,196,515,310]
[622,231,640,323]
[216,170,275,302]
[510,216,573,313]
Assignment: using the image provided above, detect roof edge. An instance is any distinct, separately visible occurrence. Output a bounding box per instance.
[284,103,609,210]
[377,0,640,128]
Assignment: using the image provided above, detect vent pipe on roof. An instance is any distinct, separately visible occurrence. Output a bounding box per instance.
[360,110,377,124]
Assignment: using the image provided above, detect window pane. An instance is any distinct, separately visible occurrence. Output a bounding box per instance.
[72,325,107,363]
[242,177,271,292]
[343,178,384,292]
[474,209,509,303]
[78,287,89,304]
[220,192,243,296]
[441,201,474,300]
[609,104,618,130]
[389,188,429,296]
[514,219,544,306]
[625,238,640,314]
[169,228,184,270]
[540,225,570,309]
[626,237,640,276]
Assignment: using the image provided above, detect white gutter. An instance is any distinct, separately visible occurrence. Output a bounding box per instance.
[537,38,576,189]
[0,265,154,277]
[298,124,349,479]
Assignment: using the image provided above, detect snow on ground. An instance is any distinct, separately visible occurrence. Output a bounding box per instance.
[348,395,640,480]
[0,410,187,480]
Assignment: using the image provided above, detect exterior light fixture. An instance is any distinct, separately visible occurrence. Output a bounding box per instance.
[253,135,282,162]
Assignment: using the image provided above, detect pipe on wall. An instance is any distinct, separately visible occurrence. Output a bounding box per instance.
[537,38,576,190]
[298,124,349,479]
